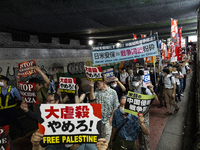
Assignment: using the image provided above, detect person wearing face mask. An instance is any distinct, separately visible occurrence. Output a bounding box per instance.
[108,96,149,150]
[120,67,129,88]
[110,78,126,102]
[131,75,158,150]
[0,75,26,136]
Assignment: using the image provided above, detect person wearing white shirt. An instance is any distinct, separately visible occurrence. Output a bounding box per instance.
[172,65,184,102]
[163,68,180,115]
[120,67,129,88]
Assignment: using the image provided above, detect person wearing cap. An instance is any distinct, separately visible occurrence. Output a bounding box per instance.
[172,65,184,102]
[131,75,157,150]
[0,75,26,136]
[162,68,180,116]
[89,78,119,143]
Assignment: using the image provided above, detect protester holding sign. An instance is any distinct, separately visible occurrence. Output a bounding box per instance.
[89,78,119,143]
[131,75,157,150]
[108,96,149,150]
[28,66,50,105]
[0,75,26,136]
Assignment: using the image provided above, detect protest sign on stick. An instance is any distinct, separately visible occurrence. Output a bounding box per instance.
[143,70,151,87]
[59,77,76,94]
[124,91,155,116]
[19,81,38,104]
[103,68,115,83]
[85,66,103,81]
[0,125,10,150]
[18,60,37,77]
[38,103,101,145]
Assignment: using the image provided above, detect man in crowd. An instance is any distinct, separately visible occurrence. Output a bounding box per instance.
[110,77,126,102]
[131,75,157,150]
[172,65,184,102]
[162,68,180,115]
[0,75,26,136]
[89,78,119,143]
[149,66,159,95]
[108,96,149,150]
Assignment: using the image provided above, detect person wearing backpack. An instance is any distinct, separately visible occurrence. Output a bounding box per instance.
[162,68,180,116]
[172,65,184,102]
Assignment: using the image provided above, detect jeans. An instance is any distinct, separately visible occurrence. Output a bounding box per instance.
[179,78,184,94]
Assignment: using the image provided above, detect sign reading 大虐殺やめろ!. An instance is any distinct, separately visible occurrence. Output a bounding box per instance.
[124,91,156,116]
[91,34,159,65]
[59,77,76,94]
[18,59,37,77]
[38,103,101,145]
[85,66,103,81]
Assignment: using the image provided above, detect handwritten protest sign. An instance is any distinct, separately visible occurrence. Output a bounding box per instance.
[124,91,155,116]
[103,68,115,83]
[143,70,150,87]
[38,104,101,145]
[0,125,10,150]
[85,66,103,81]
[18,60,37,77]
[59,77,76,94]
[19,82,38,104]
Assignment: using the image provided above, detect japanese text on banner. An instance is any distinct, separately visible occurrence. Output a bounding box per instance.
[38,104,101,145]
[59,77,76,94]
[85,66,103,81]
[124,91,155,116]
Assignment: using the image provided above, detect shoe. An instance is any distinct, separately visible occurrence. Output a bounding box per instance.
[174,108,180,114]
[179,98,181,101]
[181,94,184,97]
[164,112,173,116]
[158,105,163,108]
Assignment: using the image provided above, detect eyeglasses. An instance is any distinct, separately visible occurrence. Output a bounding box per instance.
[46,99,55,103]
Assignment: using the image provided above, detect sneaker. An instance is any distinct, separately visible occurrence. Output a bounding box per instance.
[174,108,180,114]
[181,94,184,97]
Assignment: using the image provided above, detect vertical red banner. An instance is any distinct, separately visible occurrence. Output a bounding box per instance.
[141,34,147,38]
[133,34,137,40]
[177,27,182,61]
[166,45,171,61]
[162,43,165,60]
[171,19,178,62]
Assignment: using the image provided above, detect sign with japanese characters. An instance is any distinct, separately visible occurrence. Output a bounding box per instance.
[38,104,101,145]
[18,82,38,104]
[124,91,155,116]
[103,68,115,83]
[91,34,159,65]
[0,125,10,150]
[143,70,150,87]
[18,60,37,77]
[59,77,76,94]
[85,66,103,81]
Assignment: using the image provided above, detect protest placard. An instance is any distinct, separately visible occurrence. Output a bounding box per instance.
[124,91,155,116]
[19,82,38,104]
[84,66,103,81]
[143,70,150,87]
[103,68,115,83]
[0,125,10,150]
[18,60,37,77]
[59,77,76,94]
[38,103,101,145]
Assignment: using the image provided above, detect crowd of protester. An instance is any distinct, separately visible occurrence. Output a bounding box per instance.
[0,50,194,150]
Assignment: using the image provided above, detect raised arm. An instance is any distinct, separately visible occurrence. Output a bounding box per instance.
[34,66,50,88]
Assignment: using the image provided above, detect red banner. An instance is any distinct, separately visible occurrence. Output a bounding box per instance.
[166,45,171,61]
[141,34,147,38]
[133,34,137,40]
[177,28,182,61]
[162,43,165,60]
[171,19,178,62]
